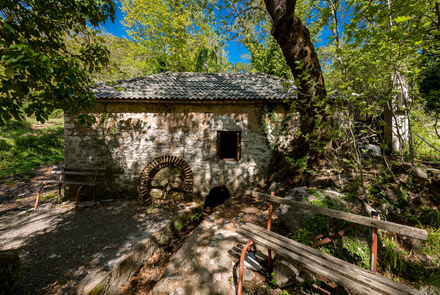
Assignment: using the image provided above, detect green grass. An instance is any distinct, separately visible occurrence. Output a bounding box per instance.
[411,107,440,158]
[0,119,64,179]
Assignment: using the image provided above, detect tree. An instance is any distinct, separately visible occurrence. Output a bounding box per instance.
[0,0,116,124]
[244,34,293,79]
[261,0,332,168]
[121,0,227,73]
[214,0,332,175]
[93,33,153,82]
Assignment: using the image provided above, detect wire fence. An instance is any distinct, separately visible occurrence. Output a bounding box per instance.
[412,130,440,160]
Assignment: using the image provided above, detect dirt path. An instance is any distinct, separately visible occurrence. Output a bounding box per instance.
[0,164,199,295]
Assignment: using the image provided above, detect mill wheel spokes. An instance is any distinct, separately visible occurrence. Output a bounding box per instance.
[138,156,193,206]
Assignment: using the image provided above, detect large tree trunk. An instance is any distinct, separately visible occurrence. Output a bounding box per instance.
[265,0,332,178]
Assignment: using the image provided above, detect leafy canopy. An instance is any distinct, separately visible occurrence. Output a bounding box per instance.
[121,0,227,73]
[0,0,116,124]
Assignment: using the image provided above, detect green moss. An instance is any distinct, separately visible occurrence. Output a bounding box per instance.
[87,285,104,295]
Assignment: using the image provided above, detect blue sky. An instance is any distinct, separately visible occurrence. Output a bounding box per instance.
[102,2,250,64]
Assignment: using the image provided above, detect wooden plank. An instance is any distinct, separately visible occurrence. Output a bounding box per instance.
[242,223,420,295]
[252,192,427,240]
[236,228,384,295]
[51,171,105,176]
[59,166,107,171]
[40,180,100,186]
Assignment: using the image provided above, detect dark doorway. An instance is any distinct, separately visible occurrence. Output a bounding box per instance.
[203,185,231,209]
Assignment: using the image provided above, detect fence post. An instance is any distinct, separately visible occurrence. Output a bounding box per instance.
[370,211,379,273]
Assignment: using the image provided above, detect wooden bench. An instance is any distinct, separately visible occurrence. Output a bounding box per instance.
[35,166,106,212]
[236,191,427,295]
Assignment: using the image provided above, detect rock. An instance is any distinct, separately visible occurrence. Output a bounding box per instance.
[235,267,255,282]
[381,203,388,215]
[410,239,426,262]
[199,239,210,246]
[402,206,412,214]
[218,255,232,269]
[415,168,428,180]
[77,201,99,209]
[273,256,303,287]
[0,250,20,294]
[213,272,222,282]
[279,188,317,231]
[308,175,336,189]
[358,142,381,156]
[384,187,399,202]
[267,182,284,195]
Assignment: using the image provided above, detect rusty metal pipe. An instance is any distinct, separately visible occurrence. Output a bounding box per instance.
[370,211,379,273]
[267,192,275,272]
[58,174,63,204]
[237,240,254,295]
[35,183,49,210]
[75,185,87,213]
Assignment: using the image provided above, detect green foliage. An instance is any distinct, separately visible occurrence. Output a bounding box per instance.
[419,34,440,111]
[121,0,227,73]
[245,35,293,79]
[411,104,440,157]
[0,0,116,124]
[0,119,64,179]
[0,250,21,294]
[417,270,440,293]
[40,191,59,202]
[269,272,277,286]
[175,218,184,231]
[286,156,308,170]
[423,229,440,264]
[380,237,408,276]
[191,212,202,221]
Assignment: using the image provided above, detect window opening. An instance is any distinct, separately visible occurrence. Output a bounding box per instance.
[217,131,241,161]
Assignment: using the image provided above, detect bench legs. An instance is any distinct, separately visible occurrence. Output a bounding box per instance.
[238,193,275,295]
[75,185,87,213]
[35,183,63,211]
[35,183,49,210]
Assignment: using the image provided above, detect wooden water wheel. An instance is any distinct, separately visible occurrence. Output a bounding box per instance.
[138,156,193,206]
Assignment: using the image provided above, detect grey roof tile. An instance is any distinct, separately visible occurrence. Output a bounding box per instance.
[91,72,296,101]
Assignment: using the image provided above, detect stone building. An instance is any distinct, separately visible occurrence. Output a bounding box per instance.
[64,72,297,201]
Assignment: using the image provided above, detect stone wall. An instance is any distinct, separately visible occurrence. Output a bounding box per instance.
[64,101,295,200]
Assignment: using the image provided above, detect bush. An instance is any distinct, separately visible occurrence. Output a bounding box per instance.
[0,250,21,294]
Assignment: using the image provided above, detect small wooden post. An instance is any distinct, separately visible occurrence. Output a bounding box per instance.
[370,211,379,273]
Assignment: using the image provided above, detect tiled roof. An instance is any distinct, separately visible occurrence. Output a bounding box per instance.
[91,72,295,101]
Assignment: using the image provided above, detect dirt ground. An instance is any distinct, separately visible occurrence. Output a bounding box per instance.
[0,164,186,295]
[117,195,337,295]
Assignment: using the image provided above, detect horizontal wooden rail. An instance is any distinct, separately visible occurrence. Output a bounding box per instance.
[51,171,105,176]
[238,223,420,295]
[40,180,100,186]
[53,166,107,171]
[252,191,427,240]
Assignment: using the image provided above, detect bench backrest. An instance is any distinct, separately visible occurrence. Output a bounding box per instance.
[253,191,427,240]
